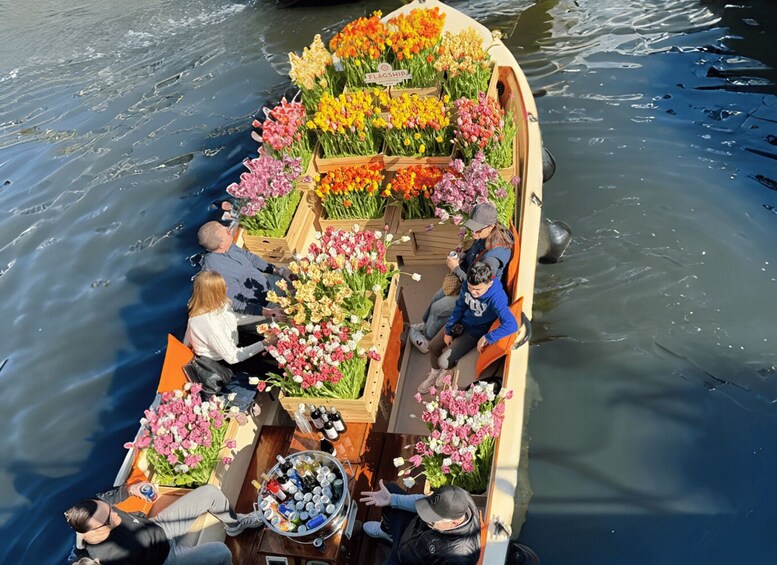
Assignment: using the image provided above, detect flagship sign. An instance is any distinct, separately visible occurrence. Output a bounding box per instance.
[364,63,411,87]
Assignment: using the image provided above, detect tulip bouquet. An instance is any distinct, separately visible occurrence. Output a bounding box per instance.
[289,34,342,114]
[394,378,513,493]
[267,227,411,332]
[453,93,516,169]
[306,226,408,304]
[125,383,237,487]
[329,11,390,88]
[226,148,303,237]
[257,320,382,399]
[385,165,444,219]
[253,98,313,173]
[434,27,494,101]
[307,90,388,157]
[431,151,515,226]
[382,93,452,157]
[267,269,359,330]
[315,162,387,220]
[385,7,446,88]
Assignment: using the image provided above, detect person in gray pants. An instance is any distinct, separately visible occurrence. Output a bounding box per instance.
[65,482,263,564]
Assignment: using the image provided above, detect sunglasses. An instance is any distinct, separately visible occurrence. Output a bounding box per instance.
[98,505,113,530]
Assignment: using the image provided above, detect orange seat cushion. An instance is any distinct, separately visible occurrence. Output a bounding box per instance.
[157,334,193,393]
[476,297,524,379]
[504,223,520,297]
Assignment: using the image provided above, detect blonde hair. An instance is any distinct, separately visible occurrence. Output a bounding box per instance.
[188,271,230,317]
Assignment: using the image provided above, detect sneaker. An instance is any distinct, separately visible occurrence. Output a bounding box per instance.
[435,369,453,388]
[226,510,264,537]
[363,521,392,543]
[408,326,430,354]
[417,368,441,394]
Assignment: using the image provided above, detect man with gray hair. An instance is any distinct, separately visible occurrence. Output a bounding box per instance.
[198,221,291,325]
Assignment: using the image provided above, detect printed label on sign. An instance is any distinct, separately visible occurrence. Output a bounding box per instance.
[364,63,411,87]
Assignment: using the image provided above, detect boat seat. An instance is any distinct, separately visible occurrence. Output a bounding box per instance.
[475,297,525,380]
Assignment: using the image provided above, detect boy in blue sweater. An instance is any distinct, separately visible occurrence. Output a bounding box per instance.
[420,261,518,393]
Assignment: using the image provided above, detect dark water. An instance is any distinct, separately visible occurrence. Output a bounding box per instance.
[0,0,775,563]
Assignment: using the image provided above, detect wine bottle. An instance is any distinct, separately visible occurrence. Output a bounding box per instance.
[261,473,287,501]
[276,455,292,474]
[309,404,324,430]
[330,407,346,433]
[323,420,339,441]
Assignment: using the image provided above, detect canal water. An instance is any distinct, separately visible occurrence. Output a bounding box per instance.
[0,0,774,563]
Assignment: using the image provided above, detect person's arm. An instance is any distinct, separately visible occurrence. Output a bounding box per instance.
[234,245,274,274]
[67,543,89,563]
[95,484,129,506]
[483,290,518,344]
[485,248,511,281]
[198,313,265,364]
[390,493,425,513]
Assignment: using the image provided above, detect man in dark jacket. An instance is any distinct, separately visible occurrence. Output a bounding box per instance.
[360,480,481,565]
[65,483,263,564]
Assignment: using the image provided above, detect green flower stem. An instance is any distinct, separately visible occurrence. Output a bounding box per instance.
[240,190,302,237]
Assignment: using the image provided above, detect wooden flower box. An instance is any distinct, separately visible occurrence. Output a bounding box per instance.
[278,356,386,423]
[239,189,318,262]
[359,269,399,354]
[316,204,393,234]
[312,142,385,174]
[383,145,454,172]
[385,84,442,99]
[139,417,244,490]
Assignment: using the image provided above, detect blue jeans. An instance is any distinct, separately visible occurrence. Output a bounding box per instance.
[421,288,457,340]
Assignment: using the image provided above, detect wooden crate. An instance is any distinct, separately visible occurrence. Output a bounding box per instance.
[312,143,385,174]
[359,269,399,351]
[239,189,316,262]
[383,147,454,172]
[141,418,242,489]
[279,356,385,423]
[317,206,393,233]
[386,84,442,99]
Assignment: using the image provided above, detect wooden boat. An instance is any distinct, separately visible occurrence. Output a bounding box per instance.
[112,0,544,563]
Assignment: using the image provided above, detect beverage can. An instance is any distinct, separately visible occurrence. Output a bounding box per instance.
[139,483,158,502]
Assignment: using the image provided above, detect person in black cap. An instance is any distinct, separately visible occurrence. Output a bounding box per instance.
[359,479,481,565]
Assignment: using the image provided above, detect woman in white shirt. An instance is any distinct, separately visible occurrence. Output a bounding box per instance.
[184,271,267,367]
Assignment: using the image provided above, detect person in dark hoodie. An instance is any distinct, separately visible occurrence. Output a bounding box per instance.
[360,480,481,565]
[418,260,518,393]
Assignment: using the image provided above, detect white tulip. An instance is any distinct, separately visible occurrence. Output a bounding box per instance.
[393,457,405,467]
[411,273,422,281]
[402,476,416,488]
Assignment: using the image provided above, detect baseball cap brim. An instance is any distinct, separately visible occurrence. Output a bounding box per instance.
[464,217,489,232]
[415,497,446,524]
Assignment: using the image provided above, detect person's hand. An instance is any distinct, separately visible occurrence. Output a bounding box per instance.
[128,481,154,499]
[277,266,298,283]
[443,333,453,347]
[445,254,460,271]
[477,336,488,352]
[262,307,288,324]
[359,479,392,507]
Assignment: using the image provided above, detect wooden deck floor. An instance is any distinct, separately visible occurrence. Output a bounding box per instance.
[389,262,481,436]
